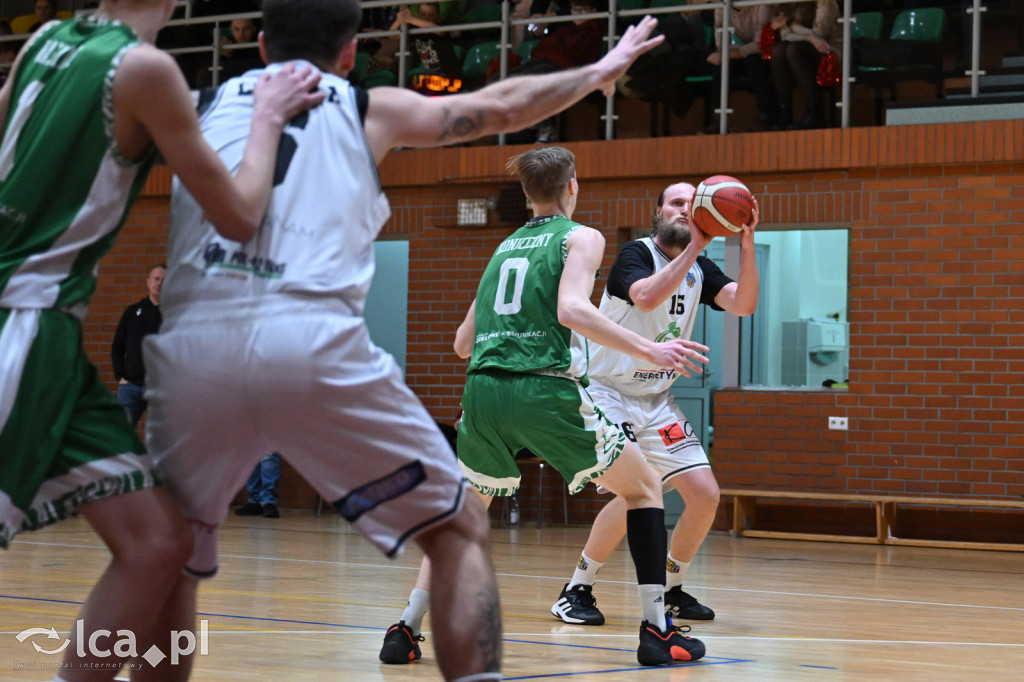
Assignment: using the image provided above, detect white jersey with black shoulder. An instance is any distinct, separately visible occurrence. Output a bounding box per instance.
[161,62,390,321]
[587,237,731,396]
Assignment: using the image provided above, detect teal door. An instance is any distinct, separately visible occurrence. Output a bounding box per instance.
[365,240,409,374]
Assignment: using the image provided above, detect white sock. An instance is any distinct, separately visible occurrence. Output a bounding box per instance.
[638,583,666,631]
[568,551,605,588]
[666,555,690,590]
[400,588,430,636]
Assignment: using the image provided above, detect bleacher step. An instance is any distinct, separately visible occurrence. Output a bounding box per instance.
[1002,53,1024,69]
[885,95,1024,125]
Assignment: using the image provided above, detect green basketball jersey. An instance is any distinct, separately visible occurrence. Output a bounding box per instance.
[469,215,590,381]
[0,17,154,315]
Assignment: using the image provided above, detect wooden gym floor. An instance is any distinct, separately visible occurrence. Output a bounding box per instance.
[1,511,1021,681]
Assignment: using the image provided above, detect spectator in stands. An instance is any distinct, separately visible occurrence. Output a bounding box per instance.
[197,16,264,85]
[504,0,607,141]
[770,0,842,129]
[399,3,462,76]
[707,4,778,130]
[517,0,605,75]
[365,3,461,78]
[164,0,259,87]
[27,0,57,33]
[616,3,712,125]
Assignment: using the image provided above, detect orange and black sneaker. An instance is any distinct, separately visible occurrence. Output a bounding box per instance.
[636,618,705,666]
[379,620,425,664]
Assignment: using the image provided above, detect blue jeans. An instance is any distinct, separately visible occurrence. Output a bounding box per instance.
[116,381,147,427]
[246,452,282,506]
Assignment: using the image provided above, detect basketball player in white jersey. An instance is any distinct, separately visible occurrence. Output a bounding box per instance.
[142,1,666,679]
[549,182,759,626]
[0,1,321,679]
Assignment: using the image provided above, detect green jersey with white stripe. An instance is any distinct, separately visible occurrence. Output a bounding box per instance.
[469,215,590,381]
[0,17,154,316]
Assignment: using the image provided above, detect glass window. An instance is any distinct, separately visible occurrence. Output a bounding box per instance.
[737,228,850,389]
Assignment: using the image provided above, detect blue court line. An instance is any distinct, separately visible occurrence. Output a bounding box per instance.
[1,594,82,606]
[801,664,839,669]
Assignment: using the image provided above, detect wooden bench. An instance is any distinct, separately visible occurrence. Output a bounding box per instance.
[720,488,1024,553]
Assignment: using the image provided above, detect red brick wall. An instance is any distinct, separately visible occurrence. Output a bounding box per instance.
[83,122,1024,533]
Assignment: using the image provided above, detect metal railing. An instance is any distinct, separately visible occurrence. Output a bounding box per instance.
[0,0,1003,141]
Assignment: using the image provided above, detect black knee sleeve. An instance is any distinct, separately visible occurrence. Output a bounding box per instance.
[626,507,667,586]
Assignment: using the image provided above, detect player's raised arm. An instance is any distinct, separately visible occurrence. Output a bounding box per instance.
[712,200,760,316]
[113,46,323,243]
[362,16,664,161]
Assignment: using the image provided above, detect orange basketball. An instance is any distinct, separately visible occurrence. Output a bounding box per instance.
[691,175,755,238]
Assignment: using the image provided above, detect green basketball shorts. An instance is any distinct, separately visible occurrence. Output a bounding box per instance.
[0,308,157,548]
[457,369,626,497]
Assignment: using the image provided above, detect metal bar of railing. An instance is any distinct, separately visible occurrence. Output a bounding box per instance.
[839,0,852,129]
[718,0,733,134]
[498,1,511,146]
[603,1,619,140]
[967,0,987,97]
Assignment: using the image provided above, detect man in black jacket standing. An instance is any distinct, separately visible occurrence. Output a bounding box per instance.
[111,264,165,426]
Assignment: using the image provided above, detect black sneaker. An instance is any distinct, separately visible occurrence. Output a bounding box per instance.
[234,502,263,516]
[664,586,715,620]
[261,503,280,518]
[550,583,605,625]
[636,619,705,665]
[379,621,424,664]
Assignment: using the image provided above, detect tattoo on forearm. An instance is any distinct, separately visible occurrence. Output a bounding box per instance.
[439,105,483,142]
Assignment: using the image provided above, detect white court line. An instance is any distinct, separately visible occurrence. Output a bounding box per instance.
[14,540,1024,614]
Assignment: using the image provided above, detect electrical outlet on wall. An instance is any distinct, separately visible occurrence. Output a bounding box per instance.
[828,416,848,431]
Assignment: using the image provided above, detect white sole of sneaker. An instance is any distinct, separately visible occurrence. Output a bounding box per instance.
[550,600,603,625]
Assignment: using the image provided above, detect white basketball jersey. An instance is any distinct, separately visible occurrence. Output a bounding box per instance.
[588,238,707,396]
[162,63,390,320]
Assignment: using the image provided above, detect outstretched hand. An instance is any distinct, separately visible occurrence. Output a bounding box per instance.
[649,338,710,378]
[594,16,664,96]
[253,63,325,126]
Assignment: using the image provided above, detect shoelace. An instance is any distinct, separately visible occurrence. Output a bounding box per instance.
[569,585,598,608]
[664,619,693,638]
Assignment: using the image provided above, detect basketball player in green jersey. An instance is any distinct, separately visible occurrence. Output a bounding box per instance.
[382,147,710,667]
[0,1,321,678]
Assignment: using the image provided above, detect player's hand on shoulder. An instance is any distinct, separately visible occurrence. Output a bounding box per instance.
[253,63,325,127]
[651,338,709,377]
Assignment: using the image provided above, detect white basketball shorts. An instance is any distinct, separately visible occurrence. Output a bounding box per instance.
[586,380,710,491]
[144,297,467,577]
